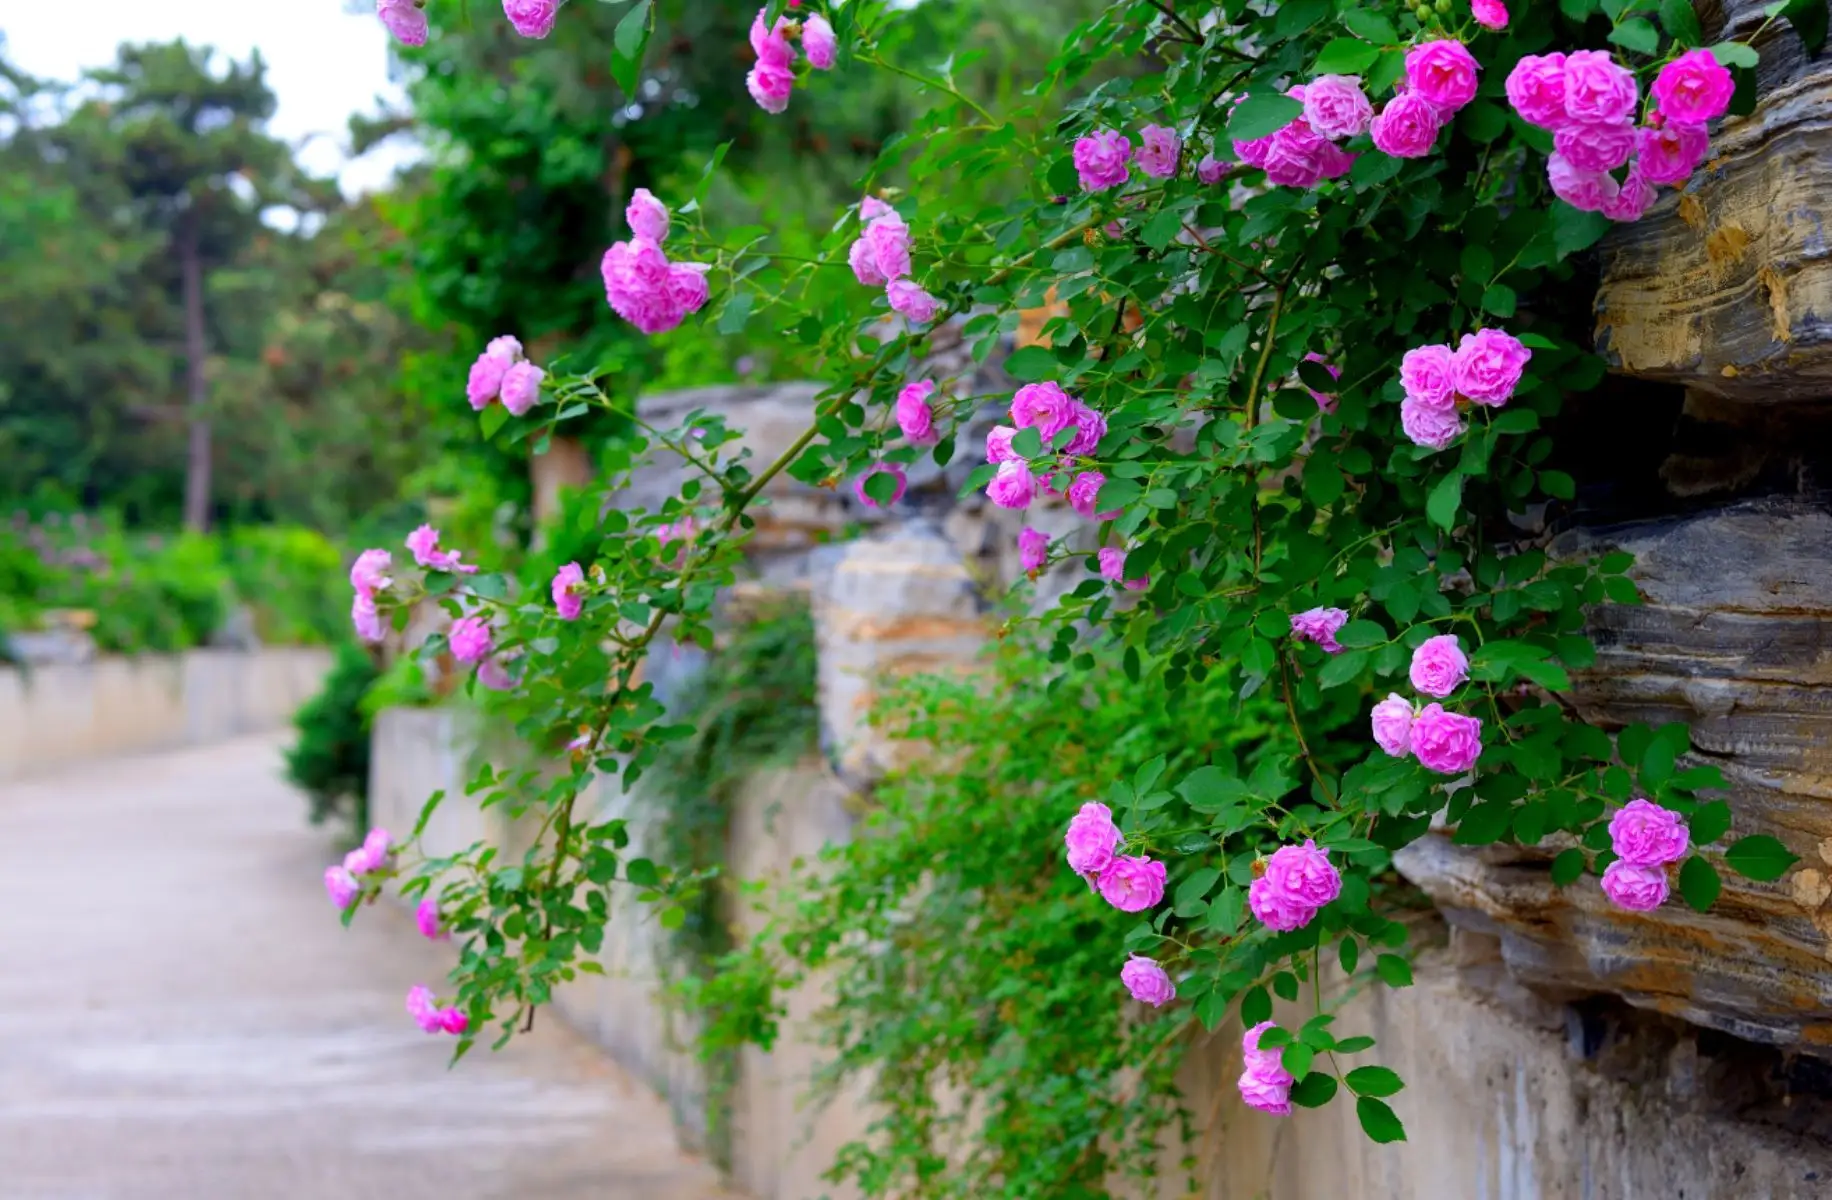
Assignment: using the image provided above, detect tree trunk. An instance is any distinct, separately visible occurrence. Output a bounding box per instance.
[179,210,212,532]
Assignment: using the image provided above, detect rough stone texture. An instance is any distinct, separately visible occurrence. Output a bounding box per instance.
[0,647,330,781]
[1595,2,1832,401]
[0,735,737,1200]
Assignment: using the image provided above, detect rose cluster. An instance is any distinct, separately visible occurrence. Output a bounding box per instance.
[406,984,469,1036]
[1396,327,1531,450]
[1073,122,1197,192]
[1369,634,1484,776]
[1234,80,1360,189]
[375,0,564,46]
[1237,1020,1295,1116]
[1507,48,1732,222]
[1064,802,1166,912]
[466,336,545,417]
[1369,40,1482,161]
[1600,798,1691,911]
[602,189,712,336]
[849,197,940,326]
[1247,840,1342,932]
[983,382,1108,512]
[746,6,837,114]
[324,827,393,909]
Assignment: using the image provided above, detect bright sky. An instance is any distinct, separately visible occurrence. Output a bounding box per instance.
[0,0,416,195]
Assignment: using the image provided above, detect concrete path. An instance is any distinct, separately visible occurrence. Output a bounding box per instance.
[0,735,739,1200]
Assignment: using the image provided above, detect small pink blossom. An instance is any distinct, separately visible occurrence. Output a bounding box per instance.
[1400,344,1457,409]
[1400,397,1464,450]
[1197,153,1230,184]
[751,8,794,64]
[1233,132,1274,169]
[886,279,940,325]
[603,237,702,335]
[467,351,509,410]
[406,524,477,575]
[1289,606,1348,654]
[347,828,393,875]
[863,214,912,282]
[1563,50,1639,126]
[1406,40,1481,115]
[1018,527,1050,572]
[1243,1021,1288,1074]
[1505,53,1570,129]
[1409,634,1469,697]
[1547,153,1620,213]
[377,0,429,46]
[1135,124,1182,179]
[416,898,447,941]
[853,463,907,509]
[1302,352,1341,411]
[1451,328,1531,407]
[406,985,467,1036]
[350,549,392,597]
[626,188,670,242]
[1098,546,1149,591]
[1062,401,1107,457]
[802,14,837,69]
[1370,92,1444,159]
[440,1007,469,1035]
[1652,49,1735,127]
[1303,75,1373,141]
[1371,693,1416,758]
[1073,129,1133,192]
[325,865,359,908]
[1410,704,1483,775]
[1608,799,1691,867]
[1601,860,1670,911]
[1010,382,1077,443]
[1603,169,1658,223]
[1121,956,1177,1007]
[896,380,938,446]
[551,562,585,620]
[1096,853,1166,912]
[1068,471,1121,521]
[1636,122,1710,186]
[849,237,887,286]
[747,59,795,114]
[1554,120,1637,174]
[1248,839,1342,932]
[1472,0,1508,29]
[986,425,1020,464]
[986,461,1039,510]
[1065,801,1122,876]
[352,593,385,644]
[860,196,894,222]
[448,616,493,664]
[476,656,516,692]
[503,0,559,38]
[499,361,544,417]
[667,263,710,316]
[1262,121,1328,188]
[484,335,522,362]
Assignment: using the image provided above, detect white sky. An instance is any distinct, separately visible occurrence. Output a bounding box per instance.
[0,0,417,195]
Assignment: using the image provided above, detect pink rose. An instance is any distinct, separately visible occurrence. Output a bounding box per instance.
[325,865,360,908]
[1603,168,1658,223]
[1371,693,1416,758]
[1238,1058,1295,1116]
[449,616,493,664]
[860,196,894,222]
[626,188,669,242]
[1316,142,1358,180]
[1302,75,1373,141]
[1302,352,1341,411]
[1247,839,1341,932]
[750,8,794,65]
[1262,122,1327,188]
[1547,153,1620,213]
[849,237,887,287]
[1233,132,1274,168]
[1600,860,1670,912]
[1563,49,1638,126]
[440,1007,469,1035]
[864,214,912,282]
[466,352,509,411]
[485,335,522,362]
[1197,153,1230,185]
[406,985,467,1036]
[1065,801,1122,876]
[352,592,385,643]
[1097,853,1166,912]
[503,0,559,38]
[1289,606,1348,654]
[747,60,795,114]
[667,262,710,316]
[1451,328,1531,407]
[986,461,1039,510]
[476,656,516,692]
[1608,798,1691,867]
[1074,129,1132,191]
[415,898,447,941]
[1472,0,1508,29]
[1410,703,1483,775]
[377,0,429,46]
[1370,92,1444,159]
[1098,546,1149,591]
[886,279,940,325]
[1069,471,1120,521]
[1135,124,1182,178]
[551,562,585,620]
[1010,382,1076,441]
[1554,119,1637,173]
[350,549,392,597]
[1636,122,1710,186]
[853,463,907,509]
[499,361,544,417]
[1400,343,1457,409]
[1400,397,1463,450]
[1406,40,1481,115]
[1505,52,1569,129]
[1409,634,1469,697]
[986,425,1020,464]
[1243,1020,1288,1074]
[406,524,476,574]
[1120,955,1177,1007]
[802,14,838,70]
[1018,527,1050,572]
[1653,49,1734,127]
[896,380,938,446]
[1062,401,1107,456]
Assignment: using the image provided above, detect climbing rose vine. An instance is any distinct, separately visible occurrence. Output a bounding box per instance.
[343,0,1809,1161]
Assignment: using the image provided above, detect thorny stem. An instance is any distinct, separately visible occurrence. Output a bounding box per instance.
[858,53,997,125]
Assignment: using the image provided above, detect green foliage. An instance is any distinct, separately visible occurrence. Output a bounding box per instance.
[690,642,1283,1198]
[285,643,383,835]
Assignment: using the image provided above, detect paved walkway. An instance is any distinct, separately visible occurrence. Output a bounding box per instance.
[0,735,738,1200]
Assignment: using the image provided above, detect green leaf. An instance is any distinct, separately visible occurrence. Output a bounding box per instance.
[1356,1096,1408,1143]
[1481,284,1518,318]
[1551,203,1613,258]
[1339,936,1360,974]
[1179,765,1251,811]
[1427,472,1463,531]
[1229,94,1305,143]
[1346,1066,1405,1098]
[1690,800,1733,846]
[1291,1072,1339,1108]
[1608,16,1661,53]
[1317,649,1369,689]
[1196,990,1230,1030]
[1175,867,1222,908]
[1640,735,1677,788]
[1658,0,1704,45]
[1335,620,1388,649]
[1604,575,1641,604]
[610,0,653,96]
[718,288,753,334]
[1282,1043,1316,1080]
[1341,9,1399,43]
[1003,345,1059,382]
[1207,887,1246,935]
[1711,40,1761,68]
[1142,209,1184,251]
[1095,477,1142,513]
[625,857,660,887]
[1778,0,1828,55]
[1679,856,1722,912]
[1240,985,1272,1027]
[1314,37,1382,73]
[1540,470,1576,500]
[1375,954,1413,988]
[1453,801,1513,845]
[479,404,511,440]
[1010,425,1044,459]
[1725,834,1799,881]
[1334,1035,1376,1054]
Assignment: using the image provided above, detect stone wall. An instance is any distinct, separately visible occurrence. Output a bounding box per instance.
[0,647,332,781]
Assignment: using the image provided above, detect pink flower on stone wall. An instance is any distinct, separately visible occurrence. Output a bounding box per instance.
[1652,49,1734,127]
[1238,1021,1295,1116]
[1011,382,1077,443]
[406,525,477,575]
[986,425,1019,465]
[1562,50,1639,126]
[499,362,545,417]
[1097,546,1149,591]
[1400,344,1457,409]
[1409,634,1469,697]
[1065,801,1123,877]
[1608,799,1691,867]
[987,461,1039,510]
[626,188,670,243]
[1410,704,1483,775]
[1062,401,1107,457]
[1069,471,1120,521]
[325,865,360,908]
[1505,53,1570,129]
[352,592,385,643]
[1120,956,1177,1007]
[1097,853,1166,911]
[415,898,448,941]
[1451,329,1531,406]
[1371,693,1416,758]
[1197,153,1230,184]
[1553,120,1637,174]
[1247,840,1342,932]
[1547,153,1620,213]
[1018,527,1050,573]
[1601,860,1670,911]
[1603,169,1658,223]
[350,549,392,598]
[1636,122,1710,186]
